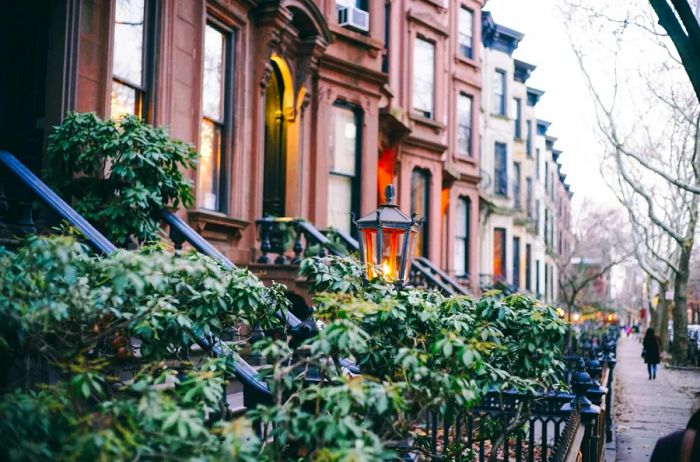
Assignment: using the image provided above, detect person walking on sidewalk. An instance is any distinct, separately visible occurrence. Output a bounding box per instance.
[643,327,661,380]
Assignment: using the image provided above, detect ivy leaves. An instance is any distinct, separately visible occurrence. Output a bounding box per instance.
[46,112,197,247]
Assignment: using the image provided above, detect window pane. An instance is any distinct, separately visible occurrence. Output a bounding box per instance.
[454,239,466,276]
[110,80,138,118]
[457,94,472,154]
[411,169,430,257]
[458,8,473,58]
[455,198,467,238]
[113,0,145,84]
[413,39,434,117]
[328,175,353,234]
[203,25,225,121]
[493,228,506,278]
[494,142,507,196]
[493,70,505,114]
[197,119,221,210]
[329,106,358,176]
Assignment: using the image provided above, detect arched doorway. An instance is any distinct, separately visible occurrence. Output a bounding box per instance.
[262,62,287,217]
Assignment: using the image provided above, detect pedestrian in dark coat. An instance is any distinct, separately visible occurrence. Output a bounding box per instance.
[643,327,661,380]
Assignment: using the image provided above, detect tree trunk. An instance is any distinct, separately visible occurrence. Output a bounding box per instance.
[671,242,692,364]
[658,289,669,353]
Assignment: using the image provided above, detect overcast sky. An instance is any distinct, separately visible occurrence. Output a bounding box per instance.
[485,0,618,212]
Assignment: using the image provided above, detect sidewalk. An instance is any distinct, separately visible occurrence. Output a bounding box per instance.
[614,335,700,461]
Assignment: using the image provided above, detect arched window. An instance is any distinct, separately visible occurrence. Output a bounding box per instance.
[411,168,430,257]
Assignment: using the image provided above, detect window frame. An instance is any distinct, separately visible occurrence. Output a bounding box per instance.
[110,0,159,121]
[525,243,532,291]
[494,142,508,196]
[513,98,522,139]
[411,168,431,258]
[513,161,521,210]
[454,196,471,277]
[196,17,236,214]
[412,36,436,119]
[493,69,506,115]
[328,100,363,236]
[456,92,473,156]
[493,227,507,280]
[457,6,474,59]
[512,236,520,288]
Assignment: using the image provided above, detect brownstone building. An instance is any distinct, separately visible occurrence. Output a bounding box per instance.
[0,0,482,291]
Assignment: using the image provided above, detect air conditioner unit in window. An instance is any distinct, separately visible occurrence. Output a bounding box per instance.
[337,6,369,33]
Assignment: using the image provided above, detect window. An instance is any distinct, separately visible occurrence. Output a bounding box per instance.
[457,93,472,155]
[458,7,473,59]
[413,38,435,118]
[536,148,541,179]
[328,103,361,235]
[111,0,154,119]
[494,142,507,196]
[513,161,521,210]
[382,2,391,73]
[545,162,549,193]
[336,0,368,9]
[513,98,522,139]
[525,243,532,291]
[197,23,233,212]
[512,236,521,288]
[536,259,541,296]
[544,264,549,302]
[526,120,533,156]
[455,197,470,277]
[526,176,533,218]
[411,169,430,257]
[493,69,506,115]
[535,199,540,235]
[493,228,507,280]
[544,208,549,245]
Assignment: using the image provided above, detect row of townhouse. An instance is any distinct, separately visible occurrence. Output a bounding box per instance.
[0,0,571,301]
[478,12,572,302]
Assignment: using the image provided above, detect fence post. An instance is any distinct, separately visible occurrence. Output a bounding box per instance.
[564,358,602,462]
[603,341,616,442]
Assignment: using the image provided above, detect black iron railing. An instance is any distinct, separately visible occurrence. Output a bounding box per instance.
[0,151,116,254]
[0,152,273,423]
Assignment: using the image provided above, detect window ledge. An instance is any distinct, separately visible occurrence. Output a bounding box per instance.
[455,54,478,68]
[330,24,384,53]
[187,209,249,240]
[410,113,446,133]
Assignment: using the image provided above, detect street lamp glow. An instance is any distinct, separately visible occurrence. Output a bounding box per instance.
[356,185,423,286]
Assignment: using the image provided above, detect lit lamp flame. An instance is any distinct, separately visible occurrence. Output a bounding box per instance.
[382,260,395,281]
[573,313,581,322]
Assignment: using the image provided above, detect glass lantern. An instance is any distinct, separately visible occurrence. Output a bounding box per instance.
[355,185,423,286]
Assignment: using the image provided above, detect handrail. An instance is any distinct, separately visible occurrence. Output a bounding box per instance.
[161,209,302,328]
[0,152,272,403]
[0,151,117,255]
[414,256,468,295]
[297,221,345,257]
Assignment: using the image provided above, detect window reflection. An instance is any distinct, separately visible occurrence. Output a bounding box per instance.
[411,169,430,257]
[197,24,229,212]
[328,105,359,235]
[111,0,146,119]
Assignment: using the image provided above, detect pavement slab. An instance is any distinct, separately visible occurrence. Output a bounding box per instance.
[614,335,700,462]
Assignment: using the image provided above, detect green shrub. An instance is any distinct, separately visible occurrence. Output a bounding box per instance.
[46,112,197,247]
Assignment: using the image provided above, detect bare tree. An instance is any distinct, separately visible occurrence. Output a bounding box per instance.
[565,1,700,363]
[557,205,630,325]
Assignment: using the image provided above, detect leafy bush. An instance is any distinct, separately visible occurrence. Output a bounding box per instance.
[0,238,568,461]
[0,235,284,461]
[46,112,197,247]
